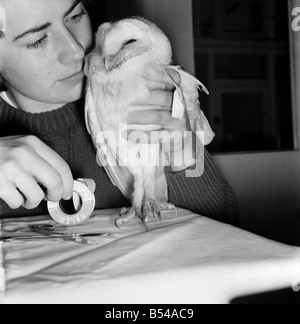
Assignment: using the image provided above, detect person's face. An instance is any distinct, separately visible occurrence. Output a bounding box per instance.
[0,0,93,112]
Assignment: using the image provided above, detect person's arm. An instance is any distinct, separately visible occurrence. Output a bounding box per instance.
[166,148,239,226]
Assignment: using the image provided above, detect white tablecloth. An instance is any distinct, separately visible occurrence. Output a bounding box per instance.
[0,208,299,304]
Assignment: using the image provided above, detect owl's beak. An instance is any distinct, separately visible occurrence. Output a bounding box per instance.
[105,53,128,71]
[105,46,148,71]
[105,56,115,71]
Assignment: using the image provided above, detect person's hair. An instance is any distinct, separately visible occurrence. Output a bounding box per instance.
[82,0,92,8]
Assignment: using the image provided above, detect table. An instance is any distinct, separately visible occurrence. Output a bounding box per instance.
[0,208,299,304]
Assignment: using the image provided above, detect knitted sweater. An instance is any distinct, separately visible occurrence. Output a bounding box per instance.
[0,98,239,225]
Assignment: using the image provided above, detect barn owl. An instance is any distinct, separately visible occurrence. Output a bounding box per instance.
[85,17,214,230]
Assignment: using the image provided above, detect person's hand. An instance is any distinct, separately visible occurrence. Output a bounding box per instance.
[127,67,196,171]
[0,135,74,210]
[128,67,192,135]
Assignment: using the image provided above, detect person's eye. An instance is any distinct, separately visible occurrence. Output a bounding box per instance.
[26,35,49,50]
[67,9,87,24]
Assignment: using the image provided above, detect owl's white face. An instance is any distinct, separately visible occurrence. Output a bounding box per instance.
[89,17,172,72]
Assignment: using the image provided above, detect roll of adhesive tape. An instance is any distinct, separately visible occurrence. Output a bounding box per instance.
[47,179,96,227]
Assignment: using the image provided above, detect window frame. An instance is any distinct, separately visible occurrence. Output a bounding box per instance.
[114,0,298,154]
[193,0,294,154]
[289,0,300,151]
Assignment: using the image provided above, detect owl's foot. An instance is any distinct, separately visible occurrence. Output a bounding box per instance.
[142,200,178,222]
[115,202,177,232]
[115,206,149,232]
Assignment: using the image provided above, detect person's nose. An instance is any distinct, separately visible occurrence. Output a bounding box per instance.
[57,28,85,65]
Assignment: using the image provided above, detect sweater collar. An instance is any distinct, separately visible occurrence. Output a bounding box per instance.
[0,96,84,135]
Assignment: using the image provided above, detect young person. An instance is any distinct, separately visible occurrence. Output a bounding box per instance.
[0,0,238,225]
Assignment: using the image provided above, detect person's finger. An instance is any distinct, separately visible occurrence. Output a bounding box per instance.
[142,67,178,90]
[128,109,173,126]
[30,137,74,199]
[125,129,182,145]
[15,174,48,210]
[131,89,174,108]
[0,182,24,210]
[12,142,68,202]
[145,80,175,92]
[143,66,180,85]
[26,157,67,202]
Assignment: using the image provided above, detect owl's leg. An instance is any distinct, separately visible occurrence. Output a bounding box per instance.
[142,166,178,223]
[115,169,149,231]
[142,166,157,222]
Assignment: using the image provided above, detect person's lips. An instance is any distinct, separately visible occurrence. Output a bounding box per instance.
[60,71,84,82]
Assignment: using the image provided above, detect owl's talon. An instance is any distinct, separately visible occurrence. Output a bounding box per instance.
[159,203,178,216]
[120,207,129,216]
[139,217,150,232]
[116,202,177,231]
[115,206,143,230]
[114,218,124,230]
[142,200,177,223]
[173,206,179,217]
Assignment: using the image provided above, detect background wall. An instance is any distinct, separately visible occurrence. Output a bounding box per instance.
[103,0,196,73]
[94,0,300,246]
[213,152,300,245]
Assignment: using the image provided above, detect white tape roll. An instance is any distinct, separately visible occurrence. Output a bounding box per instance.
[47,179,96,227]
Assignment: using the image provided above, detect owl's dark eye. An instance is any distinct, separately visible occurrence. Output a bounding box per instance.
[124,39,138,46]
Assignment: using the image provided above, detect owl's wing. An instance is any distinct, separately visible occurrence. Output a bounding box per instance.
[85,85,134,201]
[165,65,215,146]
